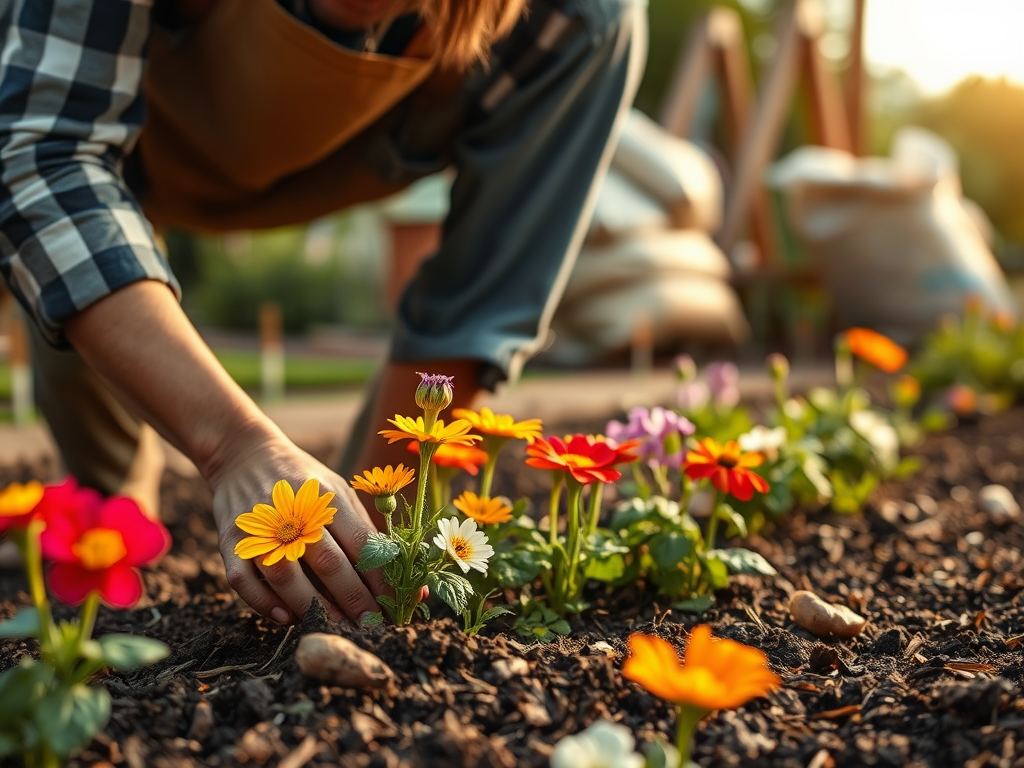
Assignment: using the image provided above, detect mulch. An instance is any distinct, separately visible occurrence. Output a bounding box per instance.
[3,408,1024,768]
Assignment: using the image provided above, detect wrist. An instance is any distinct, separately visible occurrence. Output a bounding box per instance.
[195,413,285,490]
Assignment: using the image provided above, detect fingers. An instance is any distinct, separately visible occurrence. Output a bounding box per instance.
[328,508,391,598]
[302,531,380,622]
[223,556,292,624]
[257,555,347,624]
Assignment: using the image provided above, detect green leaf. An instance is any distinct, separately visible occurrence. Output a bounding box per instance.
[699,554,730,590]
[479,605,515,624]
[710,548,777,576]
[97,634,170,670]
[644,739,680,768]
[715,504,747,539]
[550,619,572,636]
[359,612,384,627]
[491,548,541,589]
[32,683,110,758]
[427,570,473,615]
[673,594,715,614]
[0,608,40,639]
[0,731,19,756]
[357,532,401,572]
[584,553,625,582]
[376,595,399,621]
[416,602,431,620]
[894,455,924,479]
[510,497,530,520]
[649,532,696,569]
[0,661,51,729]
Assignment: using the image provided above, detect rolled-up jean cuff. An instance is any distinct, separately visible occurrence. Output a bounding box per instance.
[387,331,542,391]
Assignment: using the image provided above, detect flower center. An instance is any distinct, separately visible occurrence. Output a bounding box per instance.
[561,453,596,468]
[73,528,127,570]
[277,520,303,544]
[451,536,473,561]
[717,454,739,469]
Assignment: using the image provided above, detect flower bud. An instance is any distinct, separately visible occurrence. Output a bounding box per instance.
[414,372,454,414]
[374,494,398,516]
[766,353,790,382]
[891,374,921,409]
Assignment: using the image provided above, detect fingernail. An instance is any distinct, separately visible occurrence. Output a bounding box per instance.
[271,607,290,624]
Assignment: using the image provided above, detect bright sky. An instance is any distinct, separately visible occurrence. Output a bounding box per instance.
[865,0,1024,95]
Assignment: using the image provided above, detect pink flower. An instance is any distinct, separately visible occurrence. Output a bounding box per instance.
[39,480,170,609]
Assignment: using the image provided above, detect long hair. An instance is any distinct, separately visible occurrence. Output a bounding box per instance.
[420,0,530,69]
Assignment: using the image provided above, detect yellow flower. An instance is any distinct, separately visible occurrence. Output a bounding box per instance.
[453,491,513,525]
[234,479,337,566]
[378,415,481,447]
[623,627,780,711]
[0,481,44,534]
[451,407,543,444]
[351,465,415,497]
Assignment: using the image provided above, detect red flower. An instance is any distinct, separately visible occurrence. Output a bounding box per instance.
[525,435,639,485]
[39,480,170,609]
[685,438,770,501]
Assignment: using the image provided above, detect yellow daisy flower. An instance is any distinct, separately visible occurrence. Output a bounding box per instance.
[234,479,337,566]
[378,415,482,447]
[451,407,543,444]
[351,464,416,497]
[453,491,513,525]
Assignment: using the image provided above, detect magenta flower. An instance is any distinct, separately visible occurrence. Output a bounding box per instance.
[40,480,171,609]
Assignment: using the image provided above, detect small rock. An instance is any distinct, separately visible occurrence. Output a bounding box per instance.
[965,531,985,547]
[295,633,392,688]
[789,590,867,639]
[588,640,617,657]
[492,657,530,683]
[186,700,215,742]
[978,484,1021,524]
[238,678,275,722]
[950,485,972,504]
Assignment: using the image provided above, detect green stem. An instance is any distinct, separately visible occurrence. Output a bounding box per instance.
[674,704,707,767]
[563,480,584,603]
[547,473,563,547]
[630,462,651,500]
[586,483,605,536]
[705,489,724,550]
[78,592,100,649]
[480,454,498,499]
[15,522,54,653]
[429,470,443,516]
[412,442,438,532]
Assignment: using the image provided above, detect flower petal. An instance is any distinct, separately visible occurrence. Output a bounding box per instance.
[272,480,295,516]
[235,536,281,560]
[99,564,144,609]
[48,562,104,606]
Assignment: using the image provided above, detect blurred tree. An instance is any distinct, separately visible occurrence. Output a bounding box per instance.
[914,77,1024,245]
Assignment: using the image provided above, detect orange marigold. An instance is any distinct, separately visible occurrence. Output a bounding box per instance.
[623,627,780,711]
[453,491,513,525]
[845,327,907,373]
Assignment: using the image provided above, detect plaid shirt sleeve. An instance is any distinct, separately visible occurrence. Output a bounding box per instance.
[0,0,179,346]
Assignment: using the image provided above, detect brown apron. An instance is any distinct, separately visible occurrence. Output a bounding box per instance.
[138,0,438,231]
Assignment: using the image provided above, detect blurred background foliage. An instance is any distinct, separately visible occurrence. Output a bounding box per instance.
[164,0,1024,335]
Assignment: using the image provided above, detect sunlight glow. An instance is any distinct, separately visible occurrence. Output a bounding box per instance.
[865,0,1024,95]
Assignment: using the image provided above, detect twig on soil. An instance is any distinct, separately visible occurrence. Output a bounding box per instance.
[278,735,321,768]
[156,659,197,681]
[258,625,295,673]
[194,663,258,679]
[810,704,862,720]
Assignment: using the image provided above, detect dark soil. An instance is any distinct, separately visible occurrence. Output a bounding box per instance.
[4,410,1024,768]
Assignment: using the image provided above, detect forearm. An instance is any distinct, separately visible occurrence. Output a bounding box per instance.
[64,280,281,484]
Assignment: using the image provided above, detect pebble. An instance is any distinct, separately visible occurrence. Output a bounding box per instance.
[965,531,985,547]
[977,485,1021,524]
[789,590,867,639]
[295,633,393,688]
[186,700,214,742]
[492,657,530,683]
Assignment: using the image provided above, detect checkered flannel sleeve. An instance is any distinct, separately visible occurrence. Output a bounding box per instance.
[0,0,179,346]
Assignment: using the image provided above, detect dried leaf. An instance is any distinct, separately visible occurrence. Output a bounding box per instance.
[810,704,862,720]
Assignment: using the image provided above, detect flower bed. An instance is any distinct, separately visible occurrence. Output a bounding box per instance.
[2,401,1024,767]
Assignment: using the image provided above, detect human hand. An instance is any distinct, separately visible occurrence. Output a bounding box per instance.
[204,423,388,624]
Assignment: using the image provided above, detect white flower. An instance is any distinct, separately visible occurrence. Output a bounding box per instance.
[432,517,493,574]
[738,425,788,458]
[849,410,900,469]
[550,721,644,768]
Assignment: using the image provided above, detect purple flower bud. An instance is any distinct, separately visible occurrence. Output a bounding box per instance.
[673,354,698,383]
[676,381,710,412]
[414,372,454,413]
[706,362,740,408]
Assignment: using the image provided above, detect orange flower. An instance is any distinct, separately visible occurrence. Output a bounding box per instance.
[453,491,513,525]
[845,327,907,373]
[623,628,780,711]
[379,415,481,447]
[351,465,415,497]
[0,481,44,534]
[526,434,635,485]
[451,407,543,444]
[407,441,488,475]
[684,438,769,501]
[234,479,337,566]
